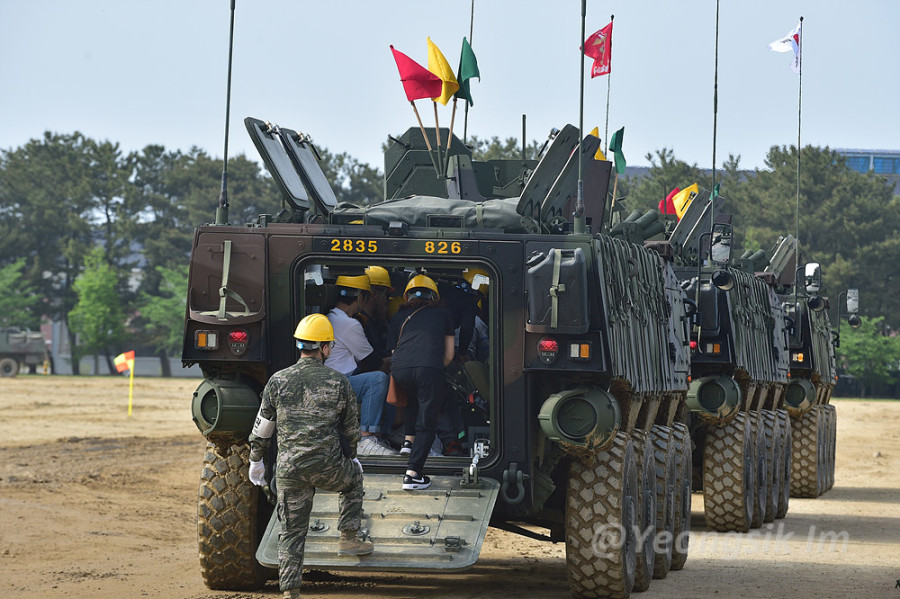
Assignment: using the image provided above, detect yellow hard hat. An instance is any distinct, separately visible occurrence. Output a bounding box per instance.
[293,313,334,347]
[335,274,371,296]
[404,274,439,301]
[365,266,393,291]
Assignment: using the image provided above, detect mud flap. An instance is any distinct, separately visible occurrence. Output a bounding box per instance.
[256,474,500,572]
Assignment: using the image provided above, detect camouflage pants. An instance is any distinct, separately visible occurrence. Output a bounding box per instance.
[276,457,364,591]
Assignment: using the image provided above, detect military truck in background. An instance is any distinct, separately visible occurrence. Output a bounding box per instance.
[0,328,48,377]
[182,119,699,598]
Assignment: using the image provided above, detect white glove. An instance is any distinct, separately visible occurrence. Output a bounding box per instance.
[352,458,364,474]
[248,459,266,486]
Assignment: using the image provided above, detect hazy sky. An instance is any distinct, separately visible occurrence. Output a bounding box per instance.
[2,0,898,175]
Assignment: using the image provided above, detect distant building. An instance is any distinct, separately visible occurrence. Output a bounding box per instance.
[834,148,900,193]
[624,149,900,195]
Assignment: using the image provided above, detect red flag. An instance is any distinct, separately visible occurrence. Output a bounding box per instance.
[659,187,680,216]
[584,22,613,78]
[390,45,443,102]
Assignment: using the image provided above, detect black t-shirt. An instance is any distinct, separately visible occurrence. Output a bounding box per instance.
[437,281,478,354]
[387,304,455,370]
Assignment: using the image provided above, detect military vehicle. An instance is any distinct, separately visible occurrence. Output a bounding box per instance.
[0,328,47,377]
[182,119,697,598]
[764,238,853,499]
[610,193,795,533]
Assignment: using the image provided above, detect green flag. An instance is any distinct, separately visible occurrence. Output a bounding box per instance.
[608,126,626,175]
[454,37,480,106]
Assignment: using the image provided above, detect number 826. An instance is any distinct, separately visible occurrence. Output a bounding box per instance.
[425,241,461,254]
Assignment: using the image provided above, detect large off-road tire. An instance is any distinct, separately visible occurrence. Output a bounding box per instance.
[748,412,767,528]
[630,430,656,592]
[0,357,19,378]
[566,432,638,599]
[823,404,837,491]
[703,411,754,532]
[649,425,675,579]
[670,422,692,571]
[816,407,828,494]
[775,410,791,519]
[198,441,269,590]
[790,406,822,498]
[760,410,781,524]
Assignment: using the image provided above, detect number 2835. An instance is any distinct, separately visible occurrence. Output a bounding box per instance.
[330,239,378,253]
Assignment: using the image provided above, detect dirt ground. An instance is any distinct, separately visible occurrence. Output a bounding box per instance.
[1,375,898,599]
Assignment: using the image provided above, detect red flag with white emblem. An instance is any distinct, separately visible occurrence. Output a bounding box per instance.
[583,22,613,78]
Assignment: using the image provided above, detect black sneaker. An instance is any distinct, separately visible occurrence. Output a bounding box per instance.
[402,473,431,491]
[399,440,413,456]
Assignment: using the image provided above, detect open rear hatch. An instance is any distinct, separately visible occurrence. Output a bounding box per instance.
[256,474,500,572]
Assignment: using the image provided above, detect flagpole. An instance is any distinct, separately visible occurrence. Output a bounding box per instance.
[573,0,586,234]
[795,16,803,306]
[445,99,458,174]
[604,14,614,155]
[463,0,475,144]
[432,101,444,177]
[127,364,134,417]
[711,0,719,236]
[410,100,441,174]
[447,99,457,150]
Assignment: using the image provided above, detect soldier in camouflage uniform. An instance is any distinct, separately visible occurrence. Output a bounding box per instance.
[248,314,374,599]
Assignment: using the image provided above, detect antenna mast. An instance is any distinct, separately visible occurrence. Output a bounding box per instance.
[215,0,237,226]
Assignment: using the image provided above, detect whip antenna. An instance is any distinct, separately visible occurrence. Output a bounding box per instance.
[215,0,237,226]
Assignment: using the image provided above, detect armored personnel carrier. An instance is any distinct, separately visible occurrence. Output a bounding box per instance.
[0,328,47,377]
[611,193,794,533]
[182,120,696,598]
[764,237,849,498]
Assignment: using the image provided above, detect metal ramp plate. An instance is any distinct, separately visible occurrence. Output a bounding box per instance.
[256,474,500,572]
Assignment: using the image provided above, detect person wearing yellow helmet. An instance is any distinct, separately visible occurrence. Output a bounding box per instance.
[248,314,373,595]
[359,266,394,358]
[387,273,456,490]
[327,274,396,456]
[291,313,334,350]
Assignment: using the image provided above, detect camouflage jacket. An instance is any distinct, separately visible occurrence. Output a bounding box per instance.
[249,356,360,480]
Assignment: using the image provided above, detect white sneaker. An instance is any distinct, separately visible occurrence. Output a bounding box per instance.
[358,436,399,456]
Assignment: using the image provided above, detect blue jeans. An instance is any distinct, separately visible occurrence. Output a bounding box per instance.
[348,370,389,433]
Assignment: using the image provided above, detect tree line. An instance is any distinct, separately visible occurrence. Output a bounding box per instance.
[1,130,898,393]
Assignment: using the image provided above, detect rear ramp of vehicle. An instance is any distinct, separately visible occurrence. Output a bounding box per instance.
[256,474,500,572]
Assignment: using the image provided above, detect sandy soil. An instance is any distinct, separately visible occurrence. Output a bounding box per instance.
[1,375,898,599]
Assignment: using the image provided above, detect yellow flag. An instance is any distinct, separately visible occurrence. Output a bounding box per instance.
[426,37,459,105]
[672,183,699,219]
[588,127,607,161]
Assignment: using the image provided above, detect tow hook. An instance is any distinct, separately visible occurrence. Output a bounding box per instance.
[501,462,529,505]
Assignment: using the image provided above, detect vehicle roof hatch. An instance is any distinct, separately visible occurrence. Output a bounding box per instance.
[516,124,580,221]
[244,117,339,216]
[244,116,310,211]
[539,133,604,229]
[256,474,500,572]
[278,126,339,215]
